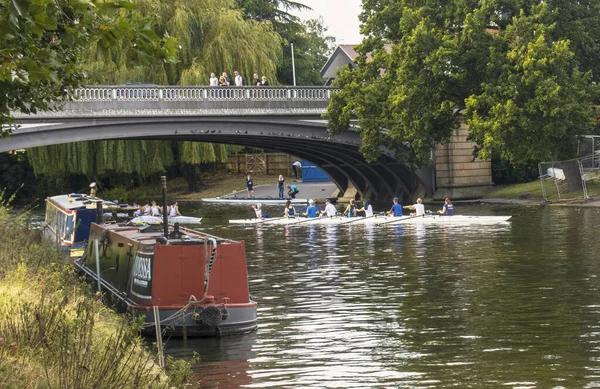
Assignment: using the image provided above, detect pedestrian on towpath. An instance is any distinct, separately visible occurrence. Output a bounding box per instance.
[277,175,285,199]
[246,174,254,198]
[287,184,299,199]
[292,160,302,179]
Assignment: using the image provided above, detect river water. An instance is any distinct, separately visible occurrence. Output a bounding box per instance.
[165,203,600,388]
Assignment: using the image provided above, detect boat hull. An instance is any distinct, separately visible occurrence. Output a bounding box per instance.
[76,223,257,337]
[203,197,308,205]
[229,214,512,226]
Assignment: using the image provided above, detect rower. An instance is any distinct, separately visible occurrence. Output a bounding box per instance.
[386,197,403,217]
[438,198,454,216]
[343,199,357,218]
[284,200,296,217]
[356,201,373,217]
[169,201,181,217]
[252,203,263,219]
[403,198,425,216]
[302,199,318,218]
[319,199,337,218]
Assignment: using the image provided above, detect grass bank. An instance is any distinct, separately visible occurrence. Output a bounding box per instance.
[483,180,545,200]
[484,176,600,202]
[0,201,199,388]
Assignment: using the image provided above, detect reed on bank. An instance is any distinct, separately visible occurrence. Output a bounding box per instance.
[0,197,198,388]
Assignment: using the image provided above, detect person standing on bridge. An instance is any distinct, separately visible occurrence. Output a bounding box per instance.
[220,72,231,86]
[234,71,244,86]
[252,73,260,86]
[292,160,302,179]
[277,175,285,199]
[209,73,218,86]
[260,76,269,86]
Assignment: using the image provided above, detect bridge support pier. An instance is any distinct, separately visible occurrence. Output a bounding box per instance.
[433,124,494,200]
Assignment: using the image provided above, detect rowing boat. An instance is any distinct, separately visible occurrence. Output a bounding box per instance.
[130,215,203,225]
[202,197,308,205]
[229,214,512,226]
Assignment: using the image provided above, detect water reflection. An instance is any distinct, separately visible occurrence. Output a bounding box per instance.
[167,204,600,388]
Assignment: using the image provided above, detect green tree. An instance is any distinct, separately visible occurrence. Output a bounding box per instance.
[0,0,177,128]
[235,0,334,85]
[327,0,599,165]
[82,0,282,86]
[24,0,277,190]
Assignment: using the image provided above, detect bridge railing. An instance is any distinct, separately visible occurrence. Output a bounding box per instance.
[72,86,334,102]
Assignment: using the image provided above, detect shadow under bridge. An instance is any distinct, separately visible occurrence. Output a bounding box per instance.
[1,85,429,202]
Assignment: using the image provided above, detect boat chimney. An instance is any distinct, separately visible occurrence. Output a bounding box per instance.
[161,176,168,238]
[95,200,103,224]
[89,182,97,198]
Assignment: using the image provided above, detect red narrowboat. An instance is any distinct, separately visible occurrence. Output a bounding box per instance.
[76,222,257,336]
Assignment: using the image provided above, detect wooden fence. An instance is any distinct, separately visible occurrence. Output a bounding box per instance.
[223,153,300,176]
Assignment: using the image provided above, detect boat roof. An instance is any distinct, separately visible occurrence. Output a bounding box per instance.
[47,194,118,211]
[98,223,238,244]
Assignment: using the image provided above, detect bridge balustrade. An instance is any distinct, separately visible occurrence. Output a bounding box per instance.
[70,86,333,103]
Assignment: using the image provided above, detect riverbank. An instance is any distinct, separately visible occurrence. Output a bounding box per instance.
[0,204,197,388]
[100,173,600,209]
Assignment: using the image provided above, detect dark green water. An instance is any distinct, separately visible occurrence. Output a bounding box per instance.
[166,203,600,388]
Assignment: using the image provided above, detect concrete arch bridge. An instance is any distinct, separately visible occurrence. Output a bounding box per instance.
[1,86,491,202]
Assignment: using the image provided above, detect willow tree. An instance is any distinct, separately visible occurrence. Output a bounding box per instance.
[83,0,282,85]
[27,0,279,189]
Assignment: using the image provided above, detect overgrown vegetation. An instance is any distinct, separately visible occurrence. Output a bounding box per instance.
[0,198,199,388]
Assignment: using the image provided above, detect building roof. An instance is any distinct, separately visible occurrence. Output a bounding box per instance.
[320,44,393,80]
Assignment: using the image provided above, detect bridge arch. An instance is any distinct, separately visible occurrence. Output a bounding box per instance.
[2,86,432,202]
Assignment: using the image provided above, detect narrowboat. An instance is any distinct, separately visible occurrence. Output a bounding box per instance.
[42,193,122,257]
[75,221,258,336]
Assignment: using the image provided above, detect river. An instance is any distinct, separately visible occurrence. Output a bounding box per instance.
[166,203,600,388]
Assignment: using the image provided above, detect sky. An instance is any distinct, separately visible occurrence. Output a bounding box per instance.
[292,0,363,44]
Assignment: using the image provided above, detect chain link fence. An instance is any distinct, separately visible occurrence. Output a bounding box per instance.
[539,154,600,202]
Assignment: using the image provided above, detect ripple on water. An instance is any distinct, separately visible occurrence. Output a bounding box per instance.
[167,205,600,387]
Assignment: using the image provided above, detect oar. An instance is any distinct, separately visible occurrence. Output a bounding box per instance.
[260,216,297,224]
[375,214,419,226]
[340,214,381,225]
[286,214,340,227]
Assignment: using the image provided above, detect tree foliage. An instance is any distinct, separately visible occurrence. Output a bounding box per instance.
[327,0,600,165]
[22,0,274,184]
[82,0,282,86]
[0,0,177,128]
[235,0,334,85]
